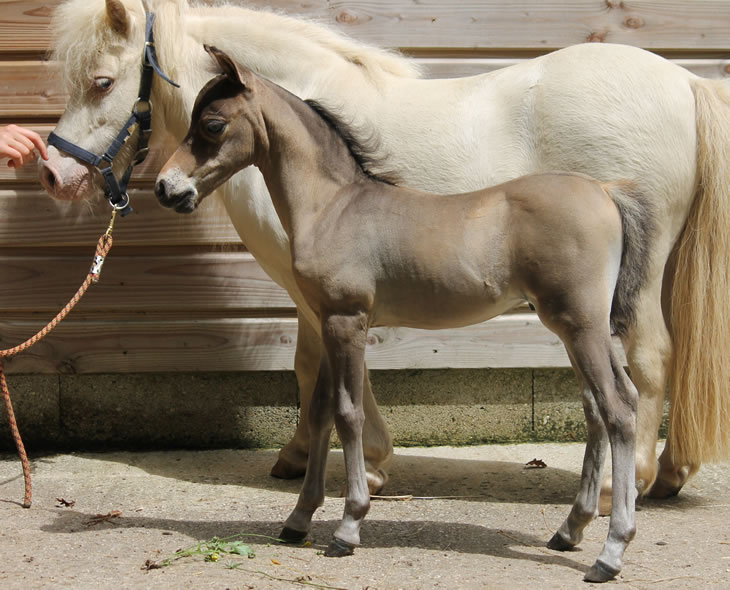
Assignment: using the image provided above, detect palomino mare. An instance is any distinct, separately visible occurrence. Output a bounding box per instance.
[156,46,657,582]
[40,0,730,505]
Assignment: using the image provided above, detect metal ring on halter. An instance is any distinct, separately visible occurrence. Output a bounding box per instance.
[133,97,152,114]
[111,193,131,211]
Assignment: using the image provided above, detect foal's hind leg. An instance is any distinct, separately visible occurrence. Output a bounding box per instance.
[547,352,609,551]
[599,281,673,512]
[561,333,638,582]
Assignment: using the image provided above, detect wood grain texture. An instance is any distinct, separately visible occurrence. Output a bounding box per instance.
[0,189,241,247]
[0,249,293,313]
[1,0,729,54]
[1,313,623,374]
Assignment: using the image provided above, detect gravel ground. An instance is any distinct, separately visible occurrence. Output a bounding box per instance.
[1,443,728,589]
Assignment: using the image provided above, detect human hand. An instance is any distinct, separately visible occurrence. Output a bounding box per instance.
[0,124,49,168]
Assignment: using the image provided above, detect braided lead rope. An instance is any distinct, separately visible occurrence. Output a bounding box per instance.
[1,211,116,508]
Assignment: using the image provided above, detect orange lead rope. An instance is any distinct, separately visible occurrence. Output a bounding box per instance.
[0,210,116,507]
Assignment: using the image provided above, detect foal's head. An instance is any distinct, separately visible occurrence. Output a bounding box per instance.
[155,45,264,213]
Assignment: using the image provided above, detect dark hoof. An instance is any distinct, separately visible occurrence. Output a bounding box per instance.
[546,532,576,552]
[324,537,356,557]
[584,560,620,583]
[279,526,308,544]
[646,480,682,499]
[270,457,306,480]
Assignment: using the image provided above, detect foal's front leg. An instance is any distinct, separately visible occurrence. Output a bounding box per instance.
[271,313,392,494]
[321,311,370,557]
[281,354,334,543]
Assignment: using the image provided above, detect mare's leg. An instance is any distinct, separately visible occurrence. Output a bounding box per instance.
[547,352,609,551]
[321,312,370,556]
[272,313,391,493]
[281,354,334,542]
[565,333,638,582]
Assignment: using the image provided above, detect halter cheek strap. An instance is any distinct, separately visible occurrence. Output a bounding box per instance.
[48,11,179,217]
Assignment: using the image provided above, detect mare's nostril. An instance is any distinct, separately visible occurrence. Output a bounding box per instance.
[40,164,58,191]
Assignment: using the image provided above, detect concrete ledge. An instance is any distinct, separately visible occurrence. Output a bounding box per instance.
[0,369,667,451]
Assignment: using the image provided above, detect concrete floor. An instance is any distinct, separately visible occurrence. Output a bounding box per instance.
[1,442,727,589]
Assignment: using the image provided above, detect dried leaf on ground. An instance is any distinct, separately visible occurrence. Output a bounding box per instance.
[86,510,122,526]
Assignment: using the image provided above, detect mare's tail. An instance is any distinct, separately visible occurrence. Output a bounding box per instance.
[603,181,656,339]
[666,79,730,466]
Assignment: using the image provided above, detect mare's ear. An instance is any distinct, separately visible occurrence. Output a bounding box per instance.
[106,0,130,36]
[204,44,255,92]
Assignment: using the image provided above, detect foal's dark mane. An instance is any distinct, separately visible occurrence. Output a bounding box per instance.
[303,99,399,185]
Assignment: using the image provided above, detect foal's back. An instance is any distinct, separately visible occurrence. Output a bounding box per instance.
[295,172,623,330]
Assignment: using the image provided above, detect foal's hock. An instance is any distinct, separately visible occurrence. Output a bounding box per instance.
[156,46,654,583]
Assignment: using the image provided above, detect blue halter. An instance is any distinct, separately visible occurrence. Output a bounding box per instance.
[48,12,179,216]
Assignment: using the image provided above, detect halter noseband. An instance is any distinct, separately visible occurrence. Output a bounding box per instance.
[48,12,179,217]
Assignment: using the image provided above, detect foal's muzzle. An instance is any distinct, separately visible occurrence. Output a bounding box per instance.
[154,178,198,214]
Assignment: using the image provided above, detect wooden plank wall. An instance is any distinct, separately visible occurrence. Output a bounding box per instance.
[1,0,729,375]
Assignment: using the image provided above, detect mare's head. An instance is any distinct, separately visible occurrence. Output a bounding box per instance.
[155,46,262,213]
[40,0,169,202]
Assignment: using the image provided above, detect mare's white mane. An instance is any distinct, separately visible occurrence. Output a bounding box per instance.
[51,0,421,95]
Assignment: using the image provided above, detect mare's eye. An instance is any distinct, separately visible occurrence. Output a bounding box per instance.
[94,77,114,91]
[205,120,227,135]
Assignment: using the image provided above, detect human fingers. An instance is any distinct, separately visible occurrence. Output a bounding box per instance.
[12,125,48,160]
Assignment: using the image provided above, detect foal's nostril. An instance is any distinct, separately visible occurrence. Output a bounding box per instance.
[154,178,167,201]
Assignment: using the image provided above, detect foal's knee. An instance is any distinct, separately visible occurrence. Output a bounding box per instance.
[334,394,365,437]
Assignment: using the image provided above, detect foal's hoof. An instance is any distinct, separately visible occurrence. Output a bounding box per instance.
[324,537,356,557]
[584,560,620,583]
[279,526,308,544]
[546,532,576,552]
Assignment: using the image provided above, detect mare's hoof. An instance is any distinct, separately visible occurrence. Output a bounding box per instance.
[584,560,620,583]
[324,537,356,557]
[646,478,682,499]
[366,467,389,496]
[270,456,306,480]
[279,526,308,544]
[546,532,576,552]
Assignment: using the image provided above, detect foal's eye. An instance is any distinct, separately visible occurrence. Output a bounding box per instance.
[94,77,114,91]
[205,120,227,135]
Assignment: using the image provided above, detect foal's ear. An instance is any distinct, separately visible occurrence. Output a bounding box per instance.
[204,45,255,92]
[105,0,129,36]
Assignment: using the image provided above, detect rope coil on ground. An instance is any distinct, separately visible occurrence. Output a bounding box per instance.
[0,212,116,508]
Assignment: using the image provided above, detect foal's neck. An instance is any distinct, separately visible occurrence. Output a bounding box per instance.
[255,83,373,239]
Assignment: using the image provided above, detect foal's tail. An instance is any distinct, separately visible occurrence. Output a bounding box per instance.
[666,78,730,466]
[603,181,656,338]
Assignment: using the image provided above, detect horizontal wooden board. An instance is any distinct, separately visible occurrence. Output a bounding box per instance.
[0,249,293,313]
[0,61,62,118]
[0,313,625,374]
[1,1,730,55]
[2,56,728,121]
[0,189,242,247]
